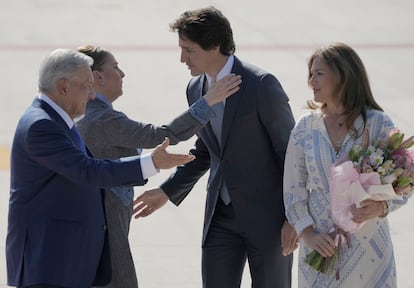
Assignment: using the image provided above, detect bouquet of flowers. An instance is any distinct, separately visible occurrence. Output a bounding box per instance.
[305,129,414,278]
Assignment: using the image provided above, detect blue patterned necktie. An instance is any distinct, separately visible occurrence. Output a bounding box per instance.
[71,126,87,154]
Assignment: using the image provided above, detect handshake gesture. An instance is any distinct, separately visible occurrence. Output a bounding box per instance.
[135,138,182,218]
[151,137,194,169]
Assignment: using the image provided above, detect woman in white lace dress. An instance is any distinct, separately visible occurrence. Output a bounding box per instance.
[283,43,408,287]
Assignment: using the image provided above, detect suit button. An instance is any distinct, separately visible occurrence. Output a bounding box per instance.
[102,224,107,231]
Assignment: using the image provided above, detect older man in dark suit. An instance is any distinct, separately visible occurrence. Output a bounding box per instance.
[134,6,298,288]
[6,48,194,288]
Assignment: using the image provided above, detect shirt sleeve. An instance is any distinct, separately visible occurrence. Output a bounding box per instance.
[120,153,158,179]
[283,120,315,236]
[188,97,215,124]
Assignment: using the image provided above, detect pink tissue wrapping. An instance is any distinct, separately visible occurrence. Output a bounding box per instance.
[329,161,402,233]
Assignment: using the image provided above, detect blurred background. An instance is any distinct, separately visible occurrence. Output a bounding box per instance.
[1,0,413,287]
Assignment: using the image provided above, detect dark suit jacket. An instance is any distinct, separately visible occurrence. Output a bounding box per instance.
[161,56,295,248]
[6,98,146,288]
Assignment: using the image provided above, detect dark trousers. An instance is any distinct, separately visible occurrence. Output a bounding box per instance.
[202,198,292,288]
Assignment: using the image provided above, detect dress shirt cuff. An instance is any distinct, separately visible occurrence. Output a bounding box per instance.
[140,153,159,179]
[119,153,159,180]
[189,98,215,124]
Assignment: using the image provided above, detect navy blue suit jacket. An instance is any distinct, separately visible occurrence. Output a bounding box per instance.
[161,57,295,249]
[7,98,146,287]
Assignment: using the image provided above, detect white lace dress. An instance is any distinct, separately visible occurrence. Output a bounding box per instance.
[284,109,408,288]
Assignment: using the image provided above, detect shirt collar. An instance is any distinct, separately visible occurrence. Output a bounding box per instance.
[95,93,113,108]
[205,55,234,87]
[38,94,74,128]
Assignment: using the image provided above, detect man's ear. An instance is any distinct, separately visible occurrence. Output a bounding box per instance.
[57,78,68,95]
[212,45,222,57]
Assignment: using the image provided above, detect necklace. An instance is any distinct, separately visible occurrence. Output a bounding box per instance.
[336,123,344,149]
[322,112,345,153]
[335,140,342,149]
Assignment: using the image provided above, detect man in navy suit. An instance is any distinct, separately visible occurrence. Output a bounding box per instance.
[6,48,195,288]
[134,6,298,288]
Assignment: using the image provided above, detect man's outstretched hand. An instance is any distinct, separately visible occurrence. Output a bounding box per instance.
[133,188,169,219]
[151,137,195,169]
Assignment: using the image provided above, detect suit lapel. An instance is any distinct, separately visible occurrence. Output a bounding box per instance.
[221,57,244,153]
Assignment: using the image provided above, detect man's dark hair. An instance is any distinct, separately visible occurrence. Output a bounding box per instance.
[170,6,236,55]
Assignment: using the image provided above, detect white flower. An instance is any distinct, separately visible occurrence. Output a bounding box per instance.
[366,145,376,154]
[370,153,384,168]
[381,173,397,184]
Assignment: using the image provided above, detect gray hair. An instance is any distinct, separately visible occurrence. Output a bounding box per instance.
[38,48,94,94]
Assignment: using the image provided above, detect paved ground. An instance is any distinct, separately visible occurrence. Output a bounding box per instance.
[1,0,413,287]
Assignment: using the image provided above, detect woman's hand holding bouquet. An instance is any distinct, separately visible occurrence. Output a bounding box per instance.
[305,129,414,279]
